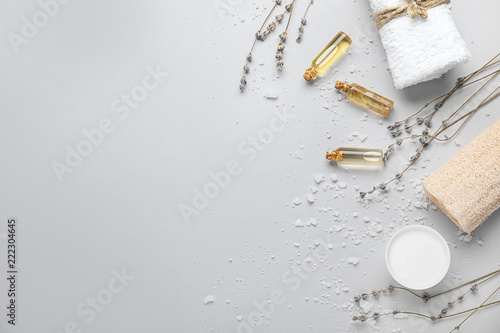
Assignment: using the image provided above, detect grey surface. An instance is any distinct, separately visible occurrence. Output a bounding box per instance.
[0,1,499,332]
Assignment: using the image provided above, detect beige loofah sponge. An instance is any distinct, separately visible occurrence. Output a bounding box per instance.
[422,118,500,234]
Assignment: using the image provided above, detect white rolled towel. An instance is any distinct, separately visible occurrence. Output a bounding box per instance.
[367,0,471,89]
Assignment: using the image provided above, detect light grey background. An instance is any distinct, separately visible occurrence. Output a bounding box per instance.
[0,0,499,332]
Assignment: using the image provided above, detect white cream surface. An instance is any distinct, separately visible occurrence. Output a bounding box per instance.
[386,226,450,290]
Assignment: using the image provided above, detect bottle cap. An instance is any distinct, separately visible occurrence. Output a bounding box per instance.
[304,68,318,82]
[326,149,342,161]
[334,81,350,92]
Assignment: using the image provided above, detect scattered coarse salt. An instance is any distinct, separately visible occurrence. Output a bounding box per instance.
[359,299,373,313]
[305,193,316,203]
[204,295,214,305]
[264,87,279,99]
[463,234,473,243]
[295,219,305,227]
[306,218,318,226]
[313,173,325,184]
[348,257,360,265]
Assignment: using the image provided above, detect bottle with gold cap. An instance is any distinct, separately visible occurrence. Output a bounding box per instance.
[326,147,383,166]
[304,31,352,82]
[335,81,394,117]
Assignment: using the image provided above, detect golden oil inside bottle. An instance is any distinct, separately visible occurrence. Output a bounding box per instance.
[326,147,383,166]
[304,32,352,81]
[335,81,394,117]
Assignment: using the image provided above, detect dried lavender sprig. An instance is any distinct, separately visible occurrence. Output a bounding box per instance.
[353,271,500,329]
[437,70,500,128]
[361,58,500,197]
[297,0,314,43]
[449,285,500,332]
[276,0,295,72]
[387,68,500,134]
[384,82,499,163]
[355,270,500,305]
[432,86,500,143]
[354,286,420,301]
[387,52,500,124]
[240,0,283,91]
[352,299,500,323]
[394,69,500,132]
[379,92,499,193]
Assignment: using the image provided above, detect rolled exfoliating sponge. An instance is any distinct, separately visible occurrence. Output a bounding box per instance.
[422,118,500,234]
[367,0,471,89]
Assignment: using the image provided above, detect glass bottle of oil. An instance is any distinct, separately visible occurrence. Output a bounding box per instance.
[304,31,352,82]
[335,81,394,117]
[326,147,383,166]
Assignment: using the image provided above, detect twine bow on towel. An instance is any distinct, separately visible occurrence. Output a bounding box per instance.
[407,1,428,19]
[375,0,451,29]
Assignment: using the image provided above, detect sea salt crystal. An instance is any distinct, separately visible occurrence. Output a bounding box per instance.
[330,174,338,182]
[348,257,360,265]
[306,218,318,226]
[463,234,473,243]
[359,299,373,313]
[293,197,302,205]
[204,295,214,305]
[313,173,325,184]
[295,219,305,227]
[305,193,316,203]
[264,87,279,99]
